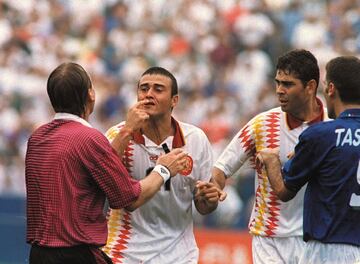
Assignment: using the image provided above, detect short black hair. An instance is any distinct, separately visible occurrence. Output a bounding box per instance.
[326,56,360,104]
[140,67,178,96]
[276,49,319,88]
[47,62,92,116]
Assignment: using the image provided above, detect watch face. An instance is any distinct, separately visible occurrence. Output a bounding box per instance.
[179,155,193,176]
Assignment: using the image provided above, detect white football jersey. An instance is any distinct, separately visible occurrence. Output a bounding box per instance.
[215,103,329,238]
[103,118,213,264]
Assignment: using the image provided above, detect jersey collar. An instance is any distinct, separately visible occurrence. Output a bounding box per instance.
[53,112,92,128]
[339,108,360,118]
[132,117,185,147]
[286,97,324,130]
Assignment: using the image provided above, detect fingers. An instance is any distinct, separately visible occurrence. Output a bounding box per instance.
[219,190,227,201]
[170,148,187,156]
[256,147,280,167]
[124,101,150,132]
[287,151,295,159]
[134,99,150,109]
[196,181,226,203]
[196,181,213,189]
[157,149,189,176]
[259,147,280,155]
[255,152,264,167]
[168,149,188,171]
[270,147,280,155]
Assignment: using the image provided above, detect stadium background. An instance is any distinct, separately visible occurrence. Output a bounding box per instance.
[0,0,359,263]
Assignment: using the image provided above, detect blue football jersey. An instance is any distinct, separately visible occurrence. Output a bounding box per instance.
[283,109,360,245]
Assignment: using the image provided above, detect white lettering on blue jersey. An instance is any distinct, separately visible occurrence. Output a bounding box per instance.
[335,128,360,147]
[355,130,360,146]
[335,128,345,146]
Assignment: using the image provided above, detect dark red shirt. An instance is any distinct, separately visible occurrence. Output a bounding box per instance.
[25,119,141,247]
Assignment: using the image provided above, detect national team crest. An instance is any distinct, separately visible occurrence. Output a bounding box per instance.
[179,155,193,176]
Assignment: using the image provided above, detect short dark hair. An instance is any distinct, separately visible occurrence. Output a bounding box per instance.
[47,62,92,116]
[140,67,178,96]
[326,56,360,104]
[276,49,319,88]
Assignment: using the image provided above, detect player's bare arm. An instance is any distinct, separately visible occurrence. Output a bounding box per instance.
[111,100,150,157]
[211,167,226,189]
[257,149,296,202]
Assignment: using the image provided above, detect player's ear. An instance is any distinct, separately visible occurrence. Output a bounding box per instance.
[306,79,317,96]
[171,95,179,109]
[88,87,95,102]
[326,82,336,97]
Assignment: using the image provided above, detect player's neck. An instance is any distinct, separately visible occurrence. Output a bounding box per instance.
[295,98,321,122]
[335,102,360,117]
[81,111,90,121]
[82,102,93,121]
[142,115,174,145]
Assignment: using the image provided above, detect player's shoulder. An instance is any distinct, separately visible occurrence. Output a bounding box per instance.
[55,119,100,137]
[245,107,282,126]
[107,121,126,131]
[302,119,337,139]
[55,121,108,146]
[253,107,282,119]
[178,121,209,139]
[105,121,126,137]
[75,122,106,140]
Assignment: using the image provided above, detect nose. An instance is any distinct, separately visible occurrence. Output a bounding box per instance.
[139,86,154,99]
[144,88,154,98]
[276,84,285,95]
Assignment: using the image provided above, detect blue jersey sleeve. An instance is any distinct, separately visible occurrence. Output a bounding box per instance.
[283,126,327,193]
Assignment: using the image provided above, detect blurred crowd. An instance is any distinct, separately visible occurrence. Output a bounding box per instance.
[0,0,359,228]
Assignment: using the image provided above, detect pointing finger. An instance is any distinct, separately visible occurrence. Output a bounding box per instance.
[135,99,150,109]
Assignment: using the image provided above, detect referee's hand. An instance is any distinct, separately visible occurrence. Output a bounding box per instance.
[156,149,188,177]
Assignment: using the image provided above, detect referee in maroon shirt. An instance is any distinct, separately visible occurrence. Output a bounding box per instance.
[25,62,187,264]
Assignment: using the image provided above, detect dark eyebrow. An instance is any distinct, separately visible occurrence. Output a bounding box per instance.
[139,83,165,88]
[154,84,165,88]
[274,79,295,86]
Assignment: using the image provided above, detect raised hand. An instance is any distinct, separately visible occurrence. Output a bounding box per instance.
[123,100,151,133]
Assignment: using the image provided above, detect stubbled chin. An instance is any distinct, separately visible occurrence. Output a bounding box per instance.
[280,105,288,112]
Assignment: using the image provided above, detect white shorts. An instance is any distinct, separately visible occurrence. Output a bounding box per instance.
[252,235,305,264]
[299,240,360,264]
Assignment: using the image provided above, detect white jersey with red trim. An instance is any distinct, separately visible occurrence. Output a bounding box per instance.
[102,118,213,264]
[214,106,329,237]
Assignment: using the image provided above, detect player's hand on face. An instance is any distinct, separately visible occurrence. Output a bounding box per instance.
[123,100,150,133]
[156,149,188,177]
[195,181,227,204]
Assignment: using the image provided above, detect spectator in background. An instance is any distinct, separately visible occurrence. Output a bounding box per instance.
[25,62,187,263]
[212,49,330,263]
[0,0,358,230]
